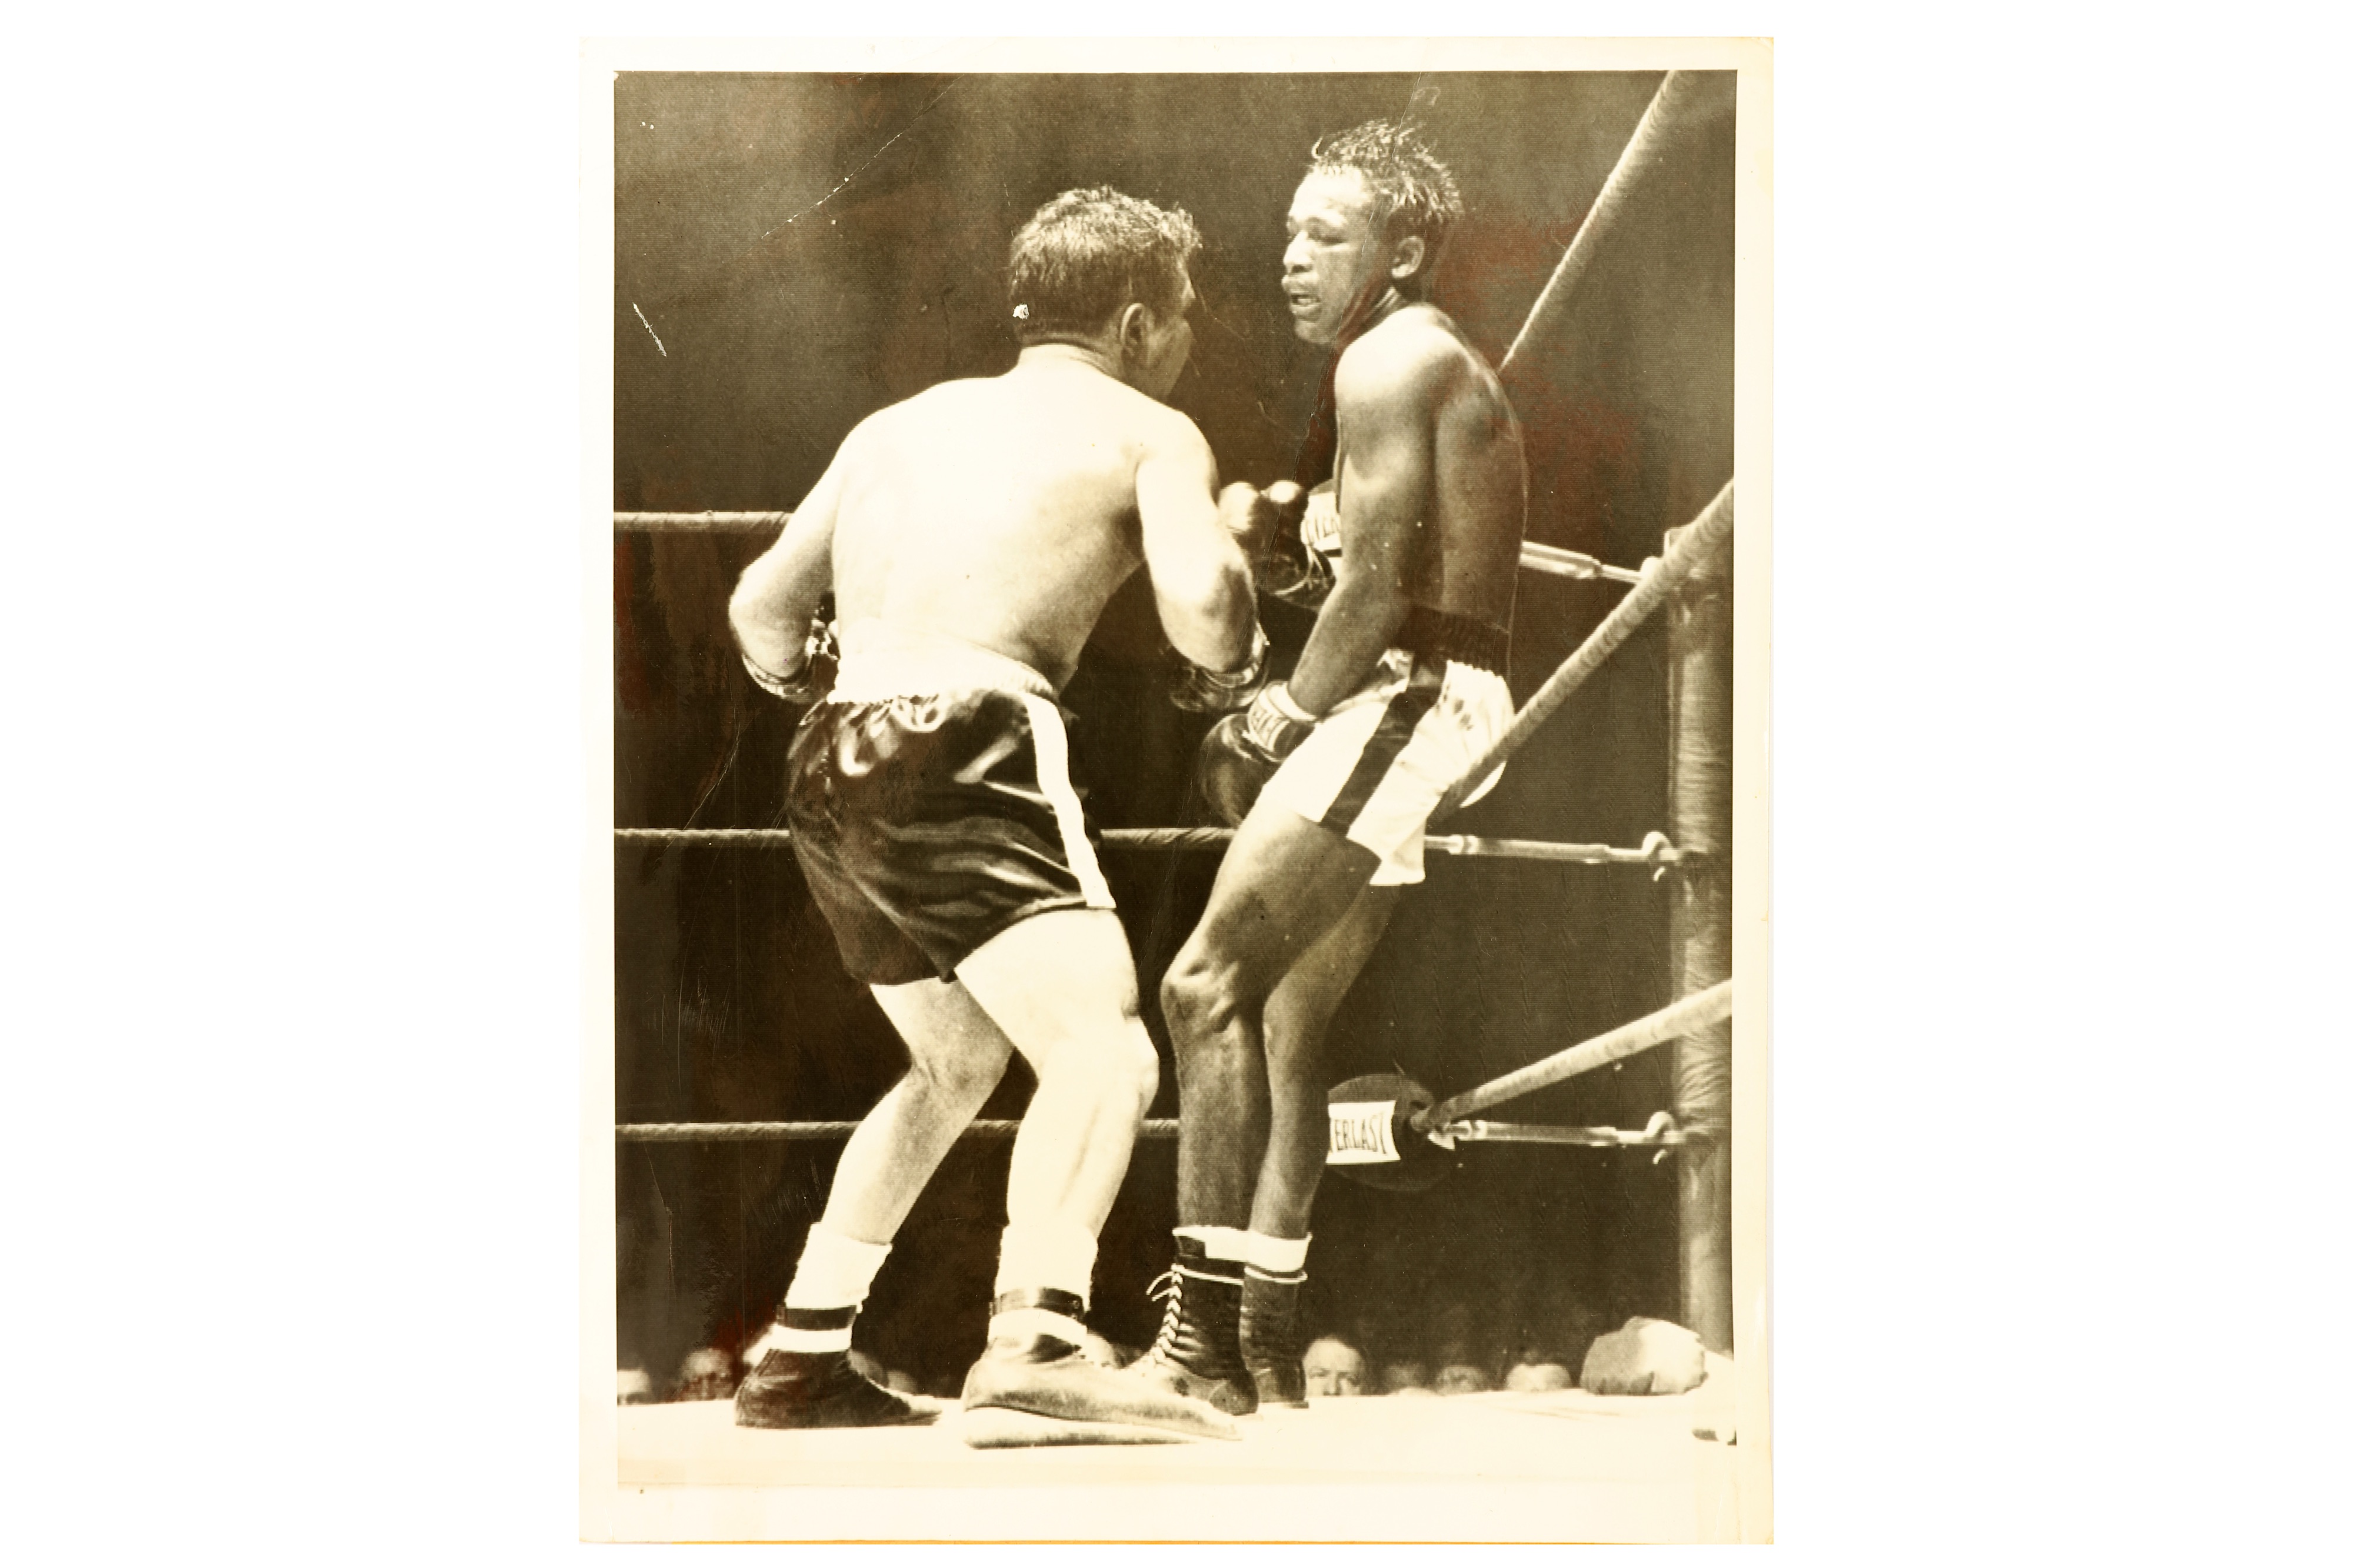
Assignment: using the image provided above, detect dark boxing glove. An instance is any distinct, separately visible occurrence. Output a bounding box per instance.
[1170,622,1270,713]
[1254,482,1339,609]
[1196,683,1318,826]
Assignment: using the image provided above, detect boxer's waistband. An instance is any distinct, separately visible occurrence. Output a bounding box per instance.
[1397,605,1511,675]
[829,620,1057,703]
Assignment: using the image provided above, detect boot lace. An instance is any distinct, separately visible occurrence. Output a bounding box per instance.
[1144,1268,1184,1365]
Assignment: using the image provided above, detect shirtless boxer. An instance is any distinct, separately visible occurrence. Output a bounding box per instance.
[1132,120,1528,1415]
[726,187,1272,1446]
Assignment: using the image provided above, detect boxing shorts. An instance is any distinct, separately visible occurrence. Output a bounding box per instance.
[1258,607,1515,887]
[784,622,1115,986]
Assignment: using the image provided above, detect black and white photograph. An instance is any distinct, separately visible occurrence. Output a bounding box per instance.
[587,36,1771,1543]
[21,12,2353,1561]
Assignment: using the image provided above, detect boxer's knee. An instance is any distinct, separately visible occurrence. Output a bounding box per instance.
[1161,943,1247,1054]
[1084,1019,1161,1119]
[906,1046,1006,1111]
[1036,1018,1159,1119]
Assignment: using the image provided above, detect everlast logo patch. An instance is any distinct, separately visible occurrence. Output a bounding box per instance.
[1325,1100,1401,1165]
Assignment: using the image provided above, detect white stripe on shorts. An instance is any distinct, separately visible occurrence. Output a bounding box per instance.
[1019,694,1115,910]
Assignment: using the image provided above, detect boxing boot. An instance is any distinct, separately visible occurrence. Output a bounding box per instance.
[1239,1267,1309,1408]
[960,1289,1239,1447]
[1130,1235,1257,1417]
[734,1306,933,1429]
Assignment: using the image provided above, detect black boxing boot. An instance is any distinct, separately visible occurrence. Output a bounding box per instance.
[733,1306,933,1429]
[1130,1235,1257,1417]
[960,1289,1238,1446]
[1240,1266,1309,1408]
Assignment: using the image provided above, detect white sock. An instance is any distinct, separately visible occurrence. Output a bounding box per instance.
[782,1223,891,1311]
[993,1219,1098,1308]
[1176,1224,1252,1264]
[1245,1231,1310,1276]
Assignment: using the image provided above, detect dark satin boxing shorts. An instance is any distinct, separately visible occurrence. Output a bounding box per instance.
[784,686,1116,986]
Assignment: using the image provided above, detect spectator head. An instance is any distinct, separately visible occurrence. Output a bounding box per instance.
[1434,1363,1494,1396]
[1302,1336,1368,1397]
[675,1347,736,1402]
[1379,1359,1431,1396]
[1504,1360,1575,1393]
[616,1368,655,1406]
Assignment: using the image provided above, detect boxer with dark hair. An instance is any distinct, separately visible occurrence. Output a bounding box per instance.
[729,186,1268,1446]
[1132,119,1528,1416]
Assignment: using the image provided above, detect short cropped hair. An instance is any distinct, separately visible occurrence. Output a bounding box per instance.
[1007,186,1201,343]
[1309,118,1465,290]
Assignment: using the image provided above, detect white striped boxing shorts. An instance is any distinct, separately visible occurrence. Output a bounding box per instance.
[1257,608,1515,887]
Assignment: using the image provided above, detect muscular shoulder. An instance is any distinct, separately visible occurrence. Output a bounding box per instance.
[856,377,989,438]
[1129,396,1211,468]
[1334,310,1471,416]
[1073,377,1211,475]
[830,389,923,462]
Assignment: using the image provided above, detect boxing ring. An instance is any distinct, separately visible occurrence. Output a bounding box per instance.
[613,1378,1747,1543]
[607,69,1747,1536]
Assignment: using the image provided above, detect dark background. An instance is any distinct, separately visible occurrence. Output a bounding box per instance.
[612,70,1734,1396]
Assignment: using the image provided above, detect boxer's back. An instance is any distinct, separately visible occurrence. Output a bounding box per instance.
[828,358,1178,689]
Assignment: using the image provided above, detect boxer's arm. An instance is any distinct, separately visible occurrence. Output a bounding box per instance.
[729,448,844,679]
[1136,416,1259,673]
[1283,340,1442,715]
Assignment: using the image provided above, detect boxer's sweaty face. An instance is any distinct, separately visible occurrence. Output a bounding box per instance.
[1283,168,1389,345]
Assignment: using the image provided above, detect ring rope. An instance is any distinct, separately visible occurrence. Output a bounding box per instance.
[615,510,791,533]
[1417,978,1735,1131]
[1519,539,1644,585]
[1444,1117,1685,1149]
[614,510,1638,589]
[1498,69,1735,379]
[619,1118,1180,1143]
[1435,479,1733,819]
[613,824,1685,866]
[614,1116,1677,1147]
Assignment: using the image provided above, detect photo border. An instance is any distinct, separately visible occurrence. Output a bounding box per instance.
[580,35,1774,1542]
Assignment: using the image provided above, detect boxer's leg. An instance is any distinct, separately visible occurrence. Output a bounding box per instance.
[1254,881,1401,1239]
[1232,882,1399,1407]
[822,978,1018,1242]
[736,979,1011,1430]
[951,908,1238,1444]
[1161,807,1378,1226]
[1143,806,1375,1413]
[952,907,1160,1246]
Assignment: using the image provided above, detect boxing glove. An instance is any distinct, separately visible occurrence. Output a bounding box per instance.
[1169,623,1270,713]
[1197,684,1318,826]
[1256,482,1339,609]
[1216,479,1305,553]
[742,615,838,706]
